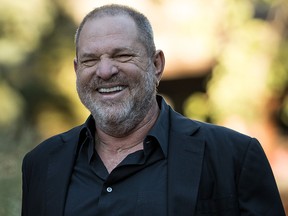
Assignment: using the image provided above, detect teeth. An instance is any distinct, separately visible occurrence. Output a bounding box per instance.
[98,86,124,93]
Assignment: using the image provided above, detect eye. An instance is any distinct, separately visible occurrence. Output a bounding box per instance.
[81,59,98,67]
[114,54,133,62]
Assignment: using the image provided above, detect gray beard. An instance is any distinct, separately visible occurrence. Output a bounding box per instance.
[84,92,154,136]
[77,69,157,137]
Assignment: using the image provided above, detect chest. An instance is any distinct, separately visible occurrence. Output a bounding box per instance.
[97,143,144,173]
[64,144,168,216]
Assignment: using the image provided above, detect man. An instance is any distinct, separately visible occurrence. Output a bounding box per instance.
[22,4,285,216]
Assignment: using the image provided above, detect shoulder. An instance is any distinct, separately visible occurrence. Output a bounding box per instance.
[196,120,252,143]
[169,106,251,141]
[196,121,259,158]
[23,124,83,163]
[169,107,257,154]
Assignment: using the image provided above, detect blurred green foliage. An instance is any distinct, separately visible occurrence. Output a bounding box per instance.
[0,1,81,215]
[0,0,287,215]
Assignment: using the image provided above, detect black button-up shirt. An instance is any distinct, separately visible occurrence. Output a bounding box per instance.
[64,98,169,216]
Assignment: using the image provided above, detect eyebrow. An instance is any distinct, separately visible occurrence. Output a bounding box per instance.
[79,47,134,59]
[79,53,98,60]
[112,47,133,54]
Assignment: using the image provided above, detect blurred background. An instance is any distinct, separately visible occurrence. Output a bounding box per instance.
[0,0,287,214]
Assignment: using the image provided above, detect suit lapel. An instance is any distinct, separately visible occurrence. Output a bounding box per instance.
[167,130,205,216]
[45,129,80,216]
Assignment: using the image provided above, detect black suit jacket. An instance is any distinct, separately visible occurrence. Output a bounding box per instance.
[22,100,285,216]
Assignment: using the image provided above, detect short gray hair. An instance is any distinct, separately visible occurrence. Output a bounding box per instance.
[75,4,156,58]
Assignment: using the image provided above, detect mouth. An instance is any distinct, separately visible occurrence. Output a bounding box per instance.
[97,85,126,94]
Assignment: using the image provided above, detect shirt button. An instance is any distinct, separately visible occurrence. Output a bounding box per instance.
[106,187,113,193]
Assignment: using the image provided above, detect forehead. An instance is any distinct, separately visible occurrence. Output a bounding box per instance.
[84,14,137,36]
[78,15,140,53]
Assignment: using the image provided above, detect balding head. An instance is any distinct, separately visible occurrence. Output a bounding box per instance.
[75,4,156,59]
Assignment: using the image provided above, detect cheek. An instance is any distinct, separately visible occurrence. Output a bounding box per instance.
[76,69,93,85]
[76,76,93,94]
[130,73,145,89]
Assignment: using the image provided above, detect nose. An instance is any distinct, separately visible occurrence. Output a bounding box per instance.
[96,57,118,80]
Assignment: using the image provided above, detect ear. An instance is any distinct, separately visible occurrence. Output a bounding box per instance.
[153,50,165,86]
[73,58,78,73]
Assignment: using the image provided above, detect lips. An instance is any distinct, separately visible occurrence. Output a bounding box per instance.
[97,85,126,93]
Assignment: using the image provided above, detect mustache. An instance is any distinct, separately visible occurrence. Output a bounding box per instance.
[83,74,128,89]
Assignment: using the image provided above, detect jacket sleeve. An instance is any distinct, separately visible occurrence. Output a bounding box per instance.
[237,138,285,215]
[21,154,29,216]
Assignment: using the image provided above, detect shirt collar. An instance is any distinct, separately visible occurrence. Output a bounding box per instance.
[147,95,169,157]
[76,115,96,162]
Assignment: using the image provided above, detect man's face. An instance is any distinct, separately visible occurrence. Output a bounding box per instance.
[75,15,158,134]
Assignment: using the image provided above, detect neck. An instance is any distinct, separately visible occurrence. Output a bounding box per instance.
[95,100,160,154]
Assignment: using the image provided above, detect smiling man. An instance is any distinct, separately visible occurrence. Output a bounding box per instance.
[22,4,285,216]
[75,14,162,143]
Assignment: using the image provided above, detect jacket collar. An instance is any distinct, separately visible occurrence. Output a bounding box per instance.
[166,102,205,216]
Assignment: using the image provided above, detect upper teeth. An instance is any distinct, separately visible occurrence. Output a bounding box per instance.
[98,86,124,93]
